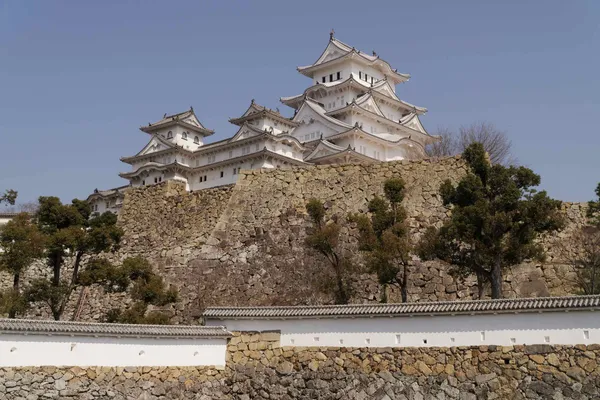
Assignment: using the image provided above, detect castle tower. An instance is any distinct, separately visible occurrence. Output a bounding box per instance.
[281,32,439,164]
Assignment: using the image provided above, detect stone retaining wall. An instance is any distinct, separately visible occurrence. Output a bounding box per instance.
[1,157,590,322]
[2,331,599,399]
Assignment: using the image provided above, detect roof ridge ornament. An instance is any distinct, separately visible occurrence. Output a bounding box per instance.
[372,50,377,56]
[329,29,335,40]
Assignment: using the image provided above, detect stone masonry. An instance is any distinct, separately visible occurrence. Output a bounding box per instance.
[2,331,600,399]
[0,157,590,322]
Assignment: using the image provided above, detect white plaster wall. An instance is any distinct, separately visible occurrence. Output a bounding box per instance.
[378,102,403,123]
[292,120,337,143]
[0,216,13,227]
[0,335,227,367]
[207,311,600,348]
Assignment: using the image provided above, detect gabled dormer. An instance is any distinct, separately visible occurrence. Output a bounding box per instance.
[229,100,299,135]
[140,107,213,151]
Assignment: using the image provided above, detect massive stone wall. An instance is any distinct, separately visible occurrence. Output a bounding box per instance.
[1,157,589,322]
[2,332,600,399]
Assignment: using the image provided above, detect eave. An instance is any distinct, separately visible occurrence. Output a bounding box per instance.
[140,120,214,136]
[297,50,409,85]
[326,102,436,145]
[281,75,426,114]
[307,147,379,165]
[229,109,299,128]
[120,150,308,179]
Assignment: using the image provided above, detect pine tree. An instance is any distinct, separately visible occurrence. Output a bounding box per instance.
[352,178,411,303]
[418,143,563,298]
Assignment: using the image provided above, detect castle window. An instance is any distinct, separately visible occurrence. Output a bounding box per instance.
[329,74,333,82]
[365,73,368,82]
[199,176,203,183]
[322,76,326,83]
[220,171,224,178]
[142,180,145,185]
[159,177,162,182]
[194,136,199,144]
[371,77,374,84]
[167,131,173,139]
[182,132,188,140]
[204,175,207,181]
[337,71,341,80]
[154,177,158,184]
[233,168,237,175]
[359,71,362,79]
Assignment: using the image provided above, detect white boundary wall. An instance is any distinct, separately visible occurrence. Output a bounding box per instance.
[207,310,600,348]
[0,334,227,367]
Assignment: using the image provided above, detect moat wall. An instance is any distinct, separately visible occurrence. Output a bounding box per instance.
[2,332,599,399]
[1,157,589,322]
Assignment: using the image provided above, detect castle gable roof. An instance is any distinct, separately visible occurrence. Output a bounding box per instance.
[293,98,353,133]
[297,36,410,85]
[140,107,214,136]
[229,100,299,127]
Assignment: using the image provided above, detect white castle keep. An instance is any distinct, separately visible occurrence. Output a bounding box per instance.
[88,32,439,214]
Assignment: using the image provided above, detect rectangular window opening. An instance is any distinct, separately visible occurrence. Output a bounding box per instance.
[395,335,401,345]
[220,171,224,178]
[584,330,590,340]
[322,77,326,83]
[510,338,516,344]
[337,71,341,80]
[481,332,486,341]
[544,336,550,343]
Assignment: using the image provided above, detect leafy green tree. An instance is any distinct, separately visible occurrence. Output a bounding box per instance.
[589,183,600,227]
[305,199,354,304]
[0,213,45,317]
[101,257,178,324]
[27,196,123,320]
[0,189,17,206]
[418,143,563,299]
[352,178,412,303]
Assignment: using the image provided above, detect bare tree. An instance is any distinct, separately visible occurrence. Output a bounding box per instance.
[425,122,514,165]
[457,122,514,165]
[425,127,457,158]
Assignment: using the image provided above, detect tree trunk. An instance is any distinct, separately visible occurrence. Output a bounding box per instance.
[380,284,388,303]
[13,273,20,292]
[476,272,485,299]
[71,251,84,285]
[52,254,62,286]
[490,261,503,299]
[400,264,408,303]
[8,273,20,318]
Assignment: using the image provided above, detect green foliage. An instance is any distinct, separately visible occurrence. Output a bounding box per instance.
[25,279,71,321]
[26,196,124,320]
[0,189,17,206]
[0,289,29,318]
[0,213,45,318]
[589,183,600,227]
[352,178,412,302]
[94,257,178,324]
[305,199,354,304]
[418,142,563,299]
[0,213,45,283]
[104,303,171,325]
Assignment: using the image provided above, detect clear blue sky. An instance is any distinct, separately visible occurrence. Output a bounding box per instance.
[1,1,598,204]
